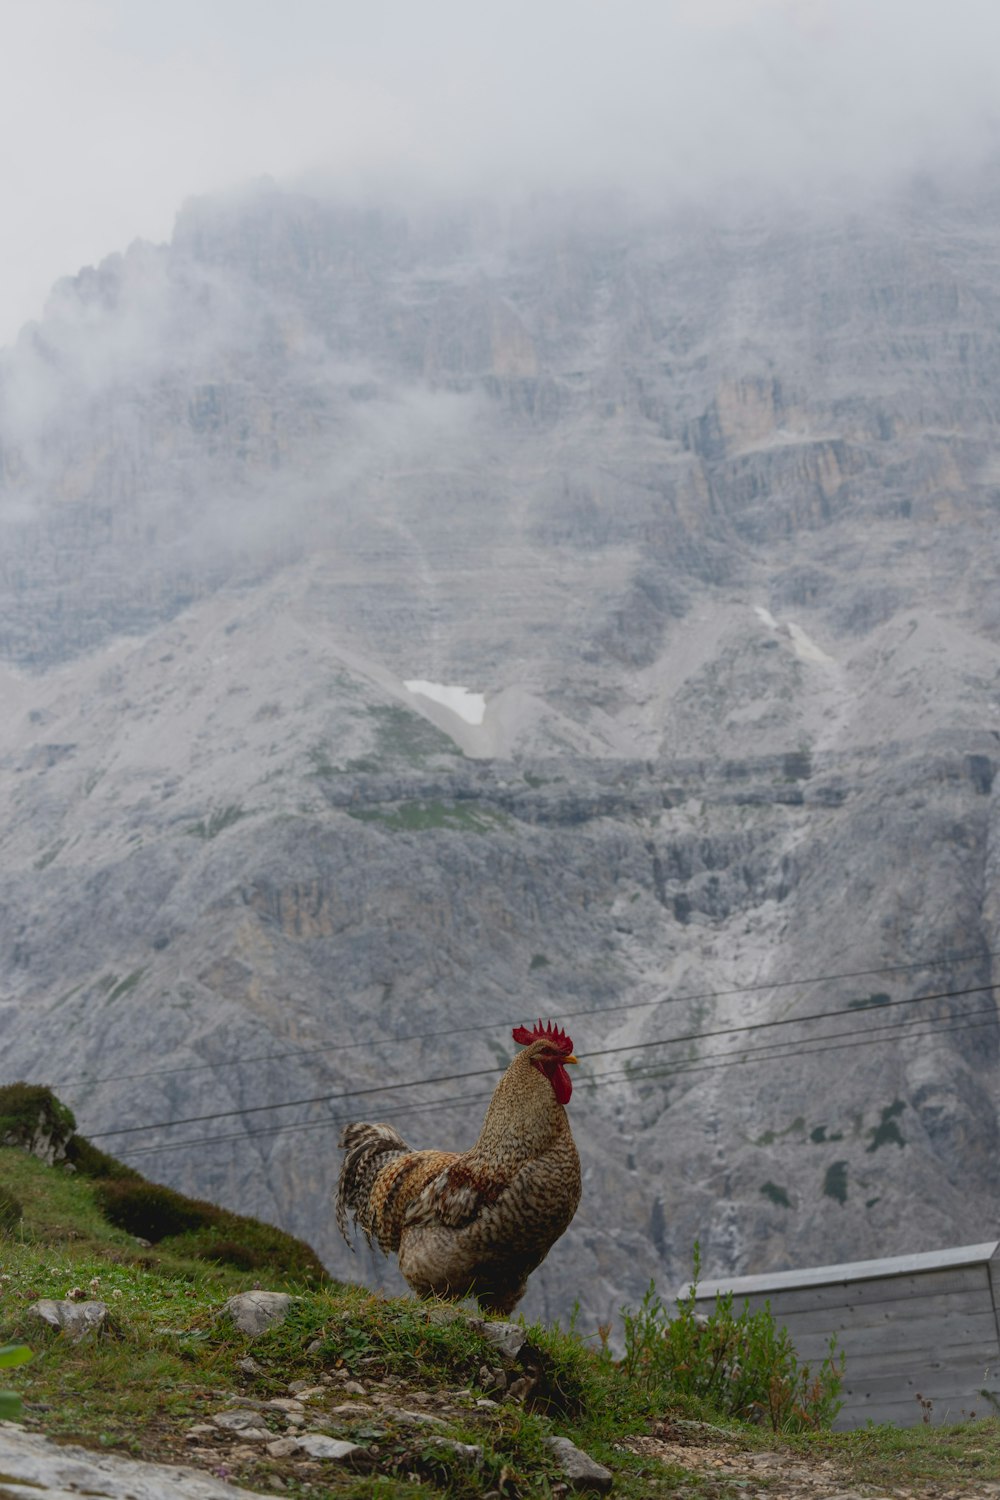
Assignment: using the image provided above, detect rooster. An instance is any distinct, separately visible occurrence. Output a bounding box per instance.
[335,1019,581,1314]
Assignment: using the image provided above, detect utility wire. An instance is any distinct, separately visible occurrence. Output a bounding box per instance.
[48,946,996,1091]
[91,980,997,1143]
[117,1007,999,1160]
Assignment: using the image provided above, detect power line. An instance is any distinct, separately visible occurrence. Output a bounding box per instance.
[84,978,998,1140]
[589,981,997,1063]
[117,1007,999,1160]
[48,946,996,1091]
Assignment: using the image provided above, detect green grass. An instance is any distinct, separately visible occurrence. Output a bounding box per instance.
[310,705,464,780]
[1,1124,998,1499]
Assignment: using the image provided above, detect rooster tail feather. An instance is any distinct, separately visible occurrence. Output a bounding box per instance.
[336,1120,411,1251]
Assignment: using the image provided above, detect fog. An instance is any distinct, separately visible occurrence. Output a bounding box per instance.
[2,0,1000,346]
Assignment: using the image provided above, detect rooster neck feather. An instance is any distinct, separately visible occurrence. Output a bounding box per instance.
[472,1046,571,1167]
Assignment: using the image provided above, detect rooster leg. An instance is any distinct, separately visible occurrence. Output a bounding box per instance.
[474,1280,528,1317]
[467,1256,538,1316]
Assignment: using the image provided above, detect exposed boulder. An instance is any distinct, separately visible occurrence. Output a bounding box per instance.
[0,1084,76,1166]
[26,1298,114,1342]
[545,1434,614,1493]
[220,1290,296,1335]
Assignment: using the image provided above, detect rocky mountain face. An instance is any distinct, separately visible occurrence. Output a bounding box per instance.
[0,180,998,1331]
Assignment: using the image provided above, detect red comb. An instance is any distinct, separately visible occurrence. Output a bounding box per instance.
[512,1018,574,1054]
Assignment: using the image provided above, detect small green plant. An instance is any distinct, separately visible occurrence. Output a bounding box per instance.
[0,1344,33,1421]
[867,1100,907,1152]
[847,992,891,1010]
[823,1160,849,1204]
[622,1245,844,1431]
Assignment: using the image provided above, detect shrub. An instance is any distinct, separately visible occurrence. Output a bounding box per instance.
[198,1238,267,1272]
[0,1186,23,1236]
[621,1245,844,1432]
[95,1179,216,1241]
[94,1170,328,1281]
[64,1135,143,1181]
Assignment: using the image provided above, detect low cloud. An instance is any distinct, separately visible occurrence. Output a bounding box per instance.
[2,0,999,344]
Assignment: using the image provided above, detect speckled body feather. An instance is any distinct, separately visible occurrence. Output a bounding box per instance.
[335,1034,582,1314]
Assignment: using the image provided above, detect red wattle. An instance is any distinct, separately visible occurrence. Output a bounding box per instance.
[547,1061,572,1105]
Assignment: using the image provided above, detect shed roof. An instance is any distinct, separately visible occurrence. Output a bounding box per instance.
[688,1241,1000,1299]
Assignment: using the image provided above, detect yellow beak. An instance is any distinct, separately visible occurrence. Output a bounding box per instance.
[563,1053,579,1065]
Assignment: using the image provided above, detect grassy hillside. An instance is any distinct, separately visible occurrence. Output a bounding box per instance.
[1,1105,998,1498]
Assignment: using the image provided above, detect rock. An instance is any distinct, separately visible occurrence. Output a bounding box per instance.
[295,1434,362,1461]
[471,1319,528,1361]
[211,1410,271,1437]
[267,1398,305,1413]
[0,1091,75,1165]
[220,1291,294,1336]
[339,1379,366,1396]
[0,1421,287,1499]
[382,1406,449,1428]
[266,1437,301,1458]
[184,1425,218,1441]
[545,1436,614,1494]
[288,1381,326,1397]
[431,1438,483,1465]
[26,1299,113,1342]
[237,1356,263,1376]
[507,1374,537,1403]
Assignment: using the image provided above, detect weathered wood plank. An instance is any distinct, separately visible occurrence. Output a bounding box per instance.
[841,1363,1000,1402]
[803,1339,1000,1376]
[688,1241,999,1299]
[694,1263,990,1317]
[747,1295,992,1343]
[837,1395,980,1430]
[778,1314,998,1359]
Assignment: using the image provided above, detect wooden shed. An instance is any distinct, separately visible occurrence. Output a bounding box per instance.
[690,1241,1000,1428]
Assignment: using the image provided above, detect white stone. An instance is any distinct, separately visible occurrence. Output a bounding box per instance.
[545,1435,613,1494]
[295,1434,361,1461]
[220,1291,294,1336]
[26,1299,111,1342]
[212,1410,268,1434]
[470,1318,528,1361]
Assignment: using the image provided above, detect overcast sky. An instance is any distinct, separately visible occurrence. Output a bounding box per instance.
[2,0,999,347]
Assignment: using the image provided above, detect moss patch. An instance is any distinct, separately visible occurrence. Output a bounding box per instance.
[347,800,511,834]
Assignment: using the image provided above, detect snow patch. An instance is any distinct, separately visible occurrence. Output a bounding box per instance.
[753,605,779,629]
[405,679,486,725]
[786,622,835,665]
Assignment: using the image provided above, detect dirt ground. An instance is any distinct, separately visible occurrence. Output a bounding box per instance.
[623,1420,1000,1500]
